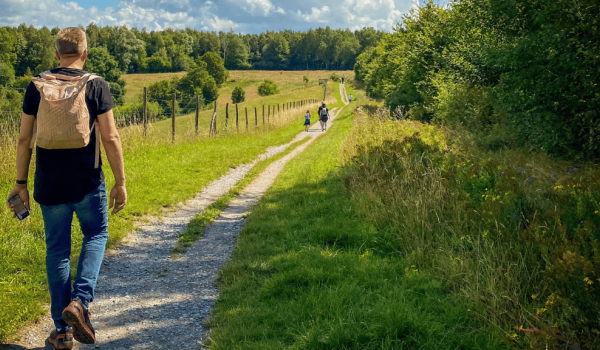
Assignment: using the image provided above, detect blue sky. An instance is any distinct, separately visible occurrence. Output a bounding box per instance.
[0,0,419,33]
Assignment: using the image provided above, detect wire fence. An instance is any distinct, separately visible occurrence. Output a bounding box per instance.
[0,87,329,143]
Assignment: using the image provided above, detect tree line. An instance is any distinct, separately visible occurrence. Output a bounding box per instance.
[355,0,599,160]
[0,24,382,117]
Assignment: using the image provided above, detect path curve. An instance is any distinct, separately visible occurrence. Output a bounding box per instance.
[5,84,349,350]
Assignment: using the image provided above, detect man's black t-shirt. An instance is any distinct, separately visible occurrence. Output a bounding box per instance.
[22,68,114,206]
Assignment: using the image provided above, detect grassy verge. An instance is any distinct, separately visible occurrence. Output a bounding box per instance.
[0,79,330,341]
[171,136,312,256]
[207,101,500,349]
[339,107,600,349]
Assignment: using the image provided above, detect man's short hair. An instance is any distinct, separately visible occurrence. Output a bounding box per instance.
[55,27,87,58]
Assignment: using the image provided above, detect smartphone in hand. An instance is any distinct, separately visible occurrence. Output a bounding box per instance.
[8,195,29,220]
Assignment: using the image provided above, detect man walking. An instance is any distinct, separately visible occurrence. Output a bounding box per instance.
[6,27,126,349]
[319,103,330,131]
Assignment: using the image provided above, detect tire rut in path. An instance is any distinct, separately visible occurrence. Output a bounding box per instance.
[5,84,348,350]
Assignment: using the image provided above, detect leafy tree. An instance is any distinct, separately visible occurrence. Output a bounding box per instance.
[257,79,278,96]
[221,32,251,69]
[177,60,218,103]
[231,86,245,103]
[0,62,15,87]
[107,26,145,73]
[258,33,289,69]
[200,52,228,86]
[86,46,126,105]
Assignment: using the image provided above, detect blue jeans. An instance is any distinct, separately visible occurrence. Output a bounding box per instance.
[40,182,108,331]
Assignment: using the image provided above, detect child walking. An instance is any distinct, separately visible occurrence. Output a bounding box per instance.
[304,110,311,132]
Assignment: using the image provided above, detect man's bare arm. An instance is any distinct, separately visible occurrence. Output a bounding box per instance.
[97,109,127,214]
[6,113,35,216]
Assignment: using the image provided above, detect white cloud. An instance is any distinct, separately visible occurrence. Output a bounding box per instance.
[296,6,330,23]
[228,0,285,17]
[0,0,414,32]
[0,0,239,31]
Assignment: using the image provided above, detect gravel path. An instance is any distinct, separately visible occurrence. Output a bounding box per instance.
[4,84,348,350]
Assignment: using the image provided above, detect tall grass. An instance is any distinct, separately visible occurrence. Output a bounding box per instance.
[340,107,600,349]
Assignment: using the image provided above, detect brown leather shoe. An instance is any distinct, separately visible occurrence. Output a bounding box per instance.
[47,329,73,349]
[61,300,96,344]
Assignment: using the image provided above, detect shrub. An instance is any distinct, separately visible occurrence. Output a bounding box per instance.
[302,75,309,84]
[231,86,245,104]
[257,79,279,96]
[330,72,340,82]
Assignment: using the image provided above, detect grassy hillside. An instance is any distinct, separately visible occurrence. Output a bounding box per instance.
[121,70,353,106]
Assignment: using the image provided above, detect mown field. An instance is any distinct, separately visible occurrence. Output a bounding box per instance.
[0,71,349,343]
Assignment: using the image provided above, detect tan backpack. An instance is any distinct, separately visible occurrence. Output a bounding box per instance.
[30,71,101,168]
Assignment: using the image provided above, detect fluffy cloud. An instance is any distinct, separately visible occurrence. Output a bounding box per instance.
[0,0,237,31]
[0,0,415,32]
[296,6,330,23]
[229,0,285,16]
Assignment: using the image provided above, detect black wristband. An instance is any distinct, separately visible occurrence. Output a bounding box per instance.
[16,180,27,185]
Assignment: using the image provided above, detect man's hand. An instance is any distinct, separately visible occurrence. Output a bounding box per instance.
[109,185,127,215]
[7,185,30,219]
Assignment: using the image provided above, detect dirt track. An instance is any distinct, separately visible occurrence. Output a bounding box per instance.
[4,84,348,350]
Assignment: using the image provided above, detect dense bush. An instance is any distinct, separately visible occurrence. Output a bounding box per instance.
[231,87,245,104]
[329,72,340,82]
[302,75,309,84]
[257,79,279,96]
[356,0,600,160]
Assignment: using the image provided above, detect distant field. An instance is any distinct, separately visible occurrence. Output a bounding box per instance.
[121,70,353,105]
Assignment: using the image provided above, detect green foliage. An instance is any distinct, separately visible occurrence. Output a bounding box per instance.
[178,60,218,103]
[231,86,245,104]
[302,75,309,84]
[221,32,251,70]
[358,0,600,159]
[86,47,126,105]
[329,72,340,82]
[199,52,228,86]
[257,79,279,96]
[256,32,289,69]
[0,62,15,87]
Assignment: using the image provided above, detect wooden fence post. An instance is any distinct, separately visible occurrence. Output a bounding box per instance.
[225,103,229,128]
[262,105,265,125]
[278,104,280,114]
[268,105,270,123]
[245,107,248,130]
[195,95,199,135]
[210,100,218,136]
[143,87,147,136]
[171,93,176,143]
[235,104,239,131]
